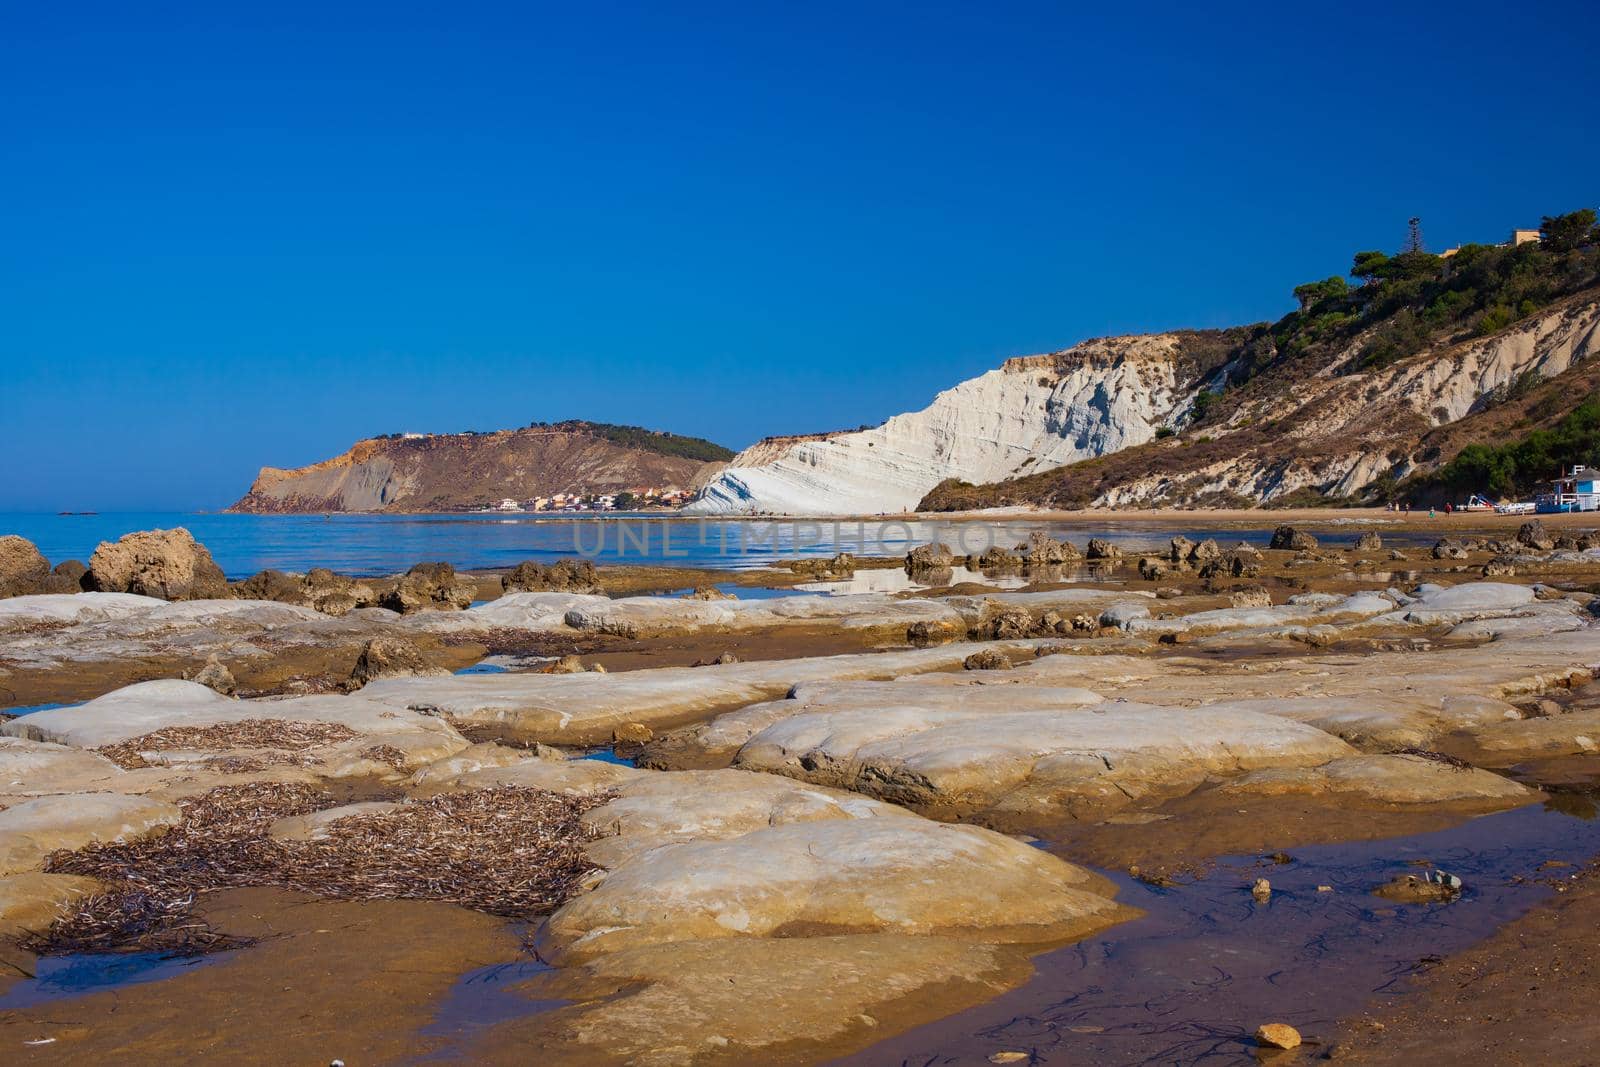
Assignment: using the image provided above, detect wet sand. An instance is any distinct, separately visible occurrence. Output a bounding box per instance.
[0,888,527,1064]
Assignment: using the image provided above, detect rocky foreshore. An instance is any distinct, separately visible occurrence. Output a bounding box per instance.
[7,521,1600,1061]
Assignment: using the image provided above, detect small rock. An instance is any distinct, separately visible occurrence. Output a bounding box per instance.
[1269,526,1317,552]
[1354,531,1383,551]
[988,609,1035,640]
[988,1054,1030,1065]
[683,586,736,601]
[190,655,237,696]
[963,649,1012,671]
[1373,872,1460,903]
[1317,885,1333,893]
[1230,588,1272,608]
[548,654,588,674]
[1255,1023,1301,1050]
[1251,877,1272,900]
[613,722,653,745]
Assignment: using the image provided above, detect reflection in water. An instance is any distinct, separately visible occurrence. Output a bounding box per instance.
[0,951,224,1010]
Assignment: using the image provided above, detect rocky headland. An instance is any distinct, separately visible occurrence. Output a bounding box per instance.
[229,420,732,513]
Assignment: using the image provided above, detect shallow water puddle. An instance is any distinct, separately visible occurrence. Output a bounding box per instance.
[0,701,83,717]
[414,958,568,1058]
[837,797,1600,1066]
[0,950,229,1010]
[572,746,637,767]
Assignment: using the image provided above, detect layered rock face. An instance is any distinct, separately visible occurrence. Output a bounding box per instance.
[230,423,727,513]
[686,334,1211,515]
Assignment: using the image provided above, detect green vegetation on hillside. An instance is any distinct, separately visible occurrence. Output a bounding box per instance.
[1425,398,1600,499]
[525,420,735,462]
[1204,209,1600,414]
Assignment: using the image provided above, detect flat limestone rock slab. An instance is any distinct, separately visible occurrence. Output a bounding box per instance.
[1217,754,1533,804]
[1126,592,1396,637]
[487,933,1035,1067]
[0,592,166,628]
[535,817,1127,965]
[0,871,104,935]
[0,792,181,875]
[269,801,404,841]
[733,700,1355,821]
[649,679,1107,769]
[0,736,130,798]
[401,592,610,634]
[562,593,964,639]
[362,641,1065,746]
[414,754,646,798]
[1,679,470,778]
[580,767,920,868]
[1452,708,1600,764]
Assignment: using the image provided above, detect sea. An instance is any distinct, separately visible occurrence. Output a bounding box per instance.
[2,512,1391,579]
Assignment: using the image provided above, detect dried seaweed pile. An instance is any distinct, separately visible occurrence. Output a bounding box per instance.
[96,719,361,769]
[25,782,608,956]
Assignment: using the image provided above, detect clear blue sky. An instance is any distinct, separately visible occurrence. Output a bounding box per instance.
[3,1,1596,511]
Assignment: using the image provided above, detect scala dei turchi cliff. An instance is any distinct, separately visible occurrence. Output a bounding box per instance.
[686,331,1243,515]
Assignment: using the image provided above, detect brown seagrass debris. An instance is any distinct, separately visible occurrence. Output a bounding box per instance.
[22,782,609,956]
[95,719,361,769]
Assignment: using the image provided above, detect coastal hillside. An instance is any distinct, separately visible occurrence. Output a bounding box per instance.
[692,210,1600,514]
[229,421,732,513]
[920,216,1600,511]
[686,330,1251,514]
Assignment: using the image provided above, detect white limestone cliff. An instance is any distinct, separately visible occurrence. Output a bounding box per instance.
[687,335,1193,515]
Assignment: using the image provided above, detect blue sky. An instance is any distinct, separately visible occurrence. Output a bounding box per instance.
[3,1,1597,510]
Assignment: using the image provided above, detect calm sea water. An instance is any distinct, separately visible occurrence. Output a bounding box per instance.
[1,512,1383,579]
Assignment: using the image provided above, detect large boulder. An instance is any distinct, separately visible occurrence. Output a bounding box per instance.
[45,559,89,593]
[1084,538,1122,560]
[85,527,228,600]
[503,559,600,594]
[905,543,956,574]
[1269,525,1318,552]
[1517,519,1555,552]
[1017,532,1079,565]
[379,562,476,614]
[350,635,449,686]
[0,536,50,598]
